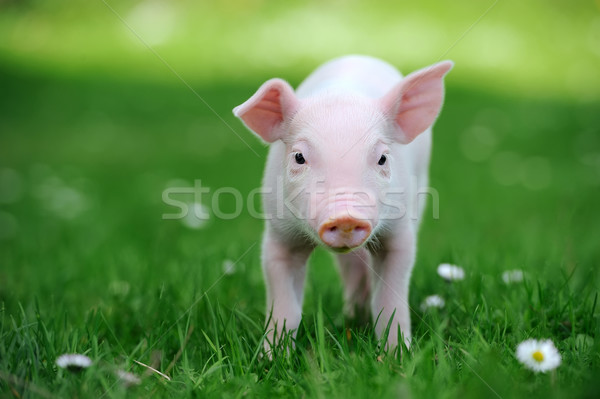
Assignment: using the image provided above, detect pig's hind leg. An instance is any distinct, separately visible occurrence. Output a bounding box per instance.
[336,248,372,322]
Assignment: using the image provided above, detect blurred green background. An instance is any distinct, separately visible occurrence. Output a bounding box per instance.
[1,0,600,98]
[0,0,599,397]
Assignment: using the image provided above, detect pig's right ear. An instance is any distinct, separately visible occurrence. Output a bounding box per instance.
[380,61,453,144]
[233,78,298,143]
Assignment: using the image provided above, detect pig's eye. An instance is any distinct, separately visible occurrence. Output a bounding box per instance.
[295,152,306,165]
[378,154,387,166]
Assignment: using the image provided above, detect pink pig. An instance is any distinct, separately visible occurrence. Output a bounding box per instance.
[233,55,453,352]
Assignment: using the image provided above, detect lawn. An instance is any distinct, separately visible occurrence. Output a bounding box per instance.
[1,1,599,398]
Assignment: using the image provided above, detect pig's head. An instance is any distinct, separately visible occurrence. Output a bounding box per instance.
[234,61,453,252]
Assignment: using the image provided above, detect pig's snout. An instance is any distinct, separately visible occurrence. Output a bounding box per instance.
[318,217,372,250]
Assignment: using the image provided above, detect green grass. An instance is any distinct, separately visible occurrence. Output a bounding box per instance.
[0,59,598,398]
[2,0,600,391]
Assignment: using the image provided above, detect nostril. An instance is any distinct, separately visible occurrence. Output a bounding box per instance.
[329,226,337,232]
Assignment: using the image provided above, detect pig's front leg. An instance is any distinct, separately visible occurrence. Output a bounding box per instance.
[262,229,312,353]
[370,227,416,351]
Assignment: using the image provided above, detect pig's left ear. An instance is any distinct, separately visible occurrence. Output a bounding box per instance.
[233,78,299,143]
[380,61,453,144]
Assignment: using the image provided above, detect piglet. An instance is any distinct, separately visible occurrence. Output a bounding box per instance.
[233,55,453,353]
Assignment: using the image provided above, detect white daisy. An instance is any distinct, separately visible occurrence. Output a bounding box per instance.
[56,354,92,371]
[437,263,465,281]
[516,339,561,373]
[222,259,236,275]
[181,202,209,230]
[116,370,142,387]
[502,269,524,284]
[420,295,445,311]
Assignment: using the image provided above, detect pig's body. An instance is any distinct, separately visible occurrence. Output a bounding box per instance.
[234,55,452,353]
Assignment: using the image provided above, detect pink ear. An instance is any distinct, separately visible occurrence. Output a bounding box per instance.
[380,61,453,144]
[233,78,298,143]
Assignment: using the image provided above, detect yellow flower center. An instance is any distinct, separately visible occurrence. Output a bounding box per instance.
[532,351,544,362]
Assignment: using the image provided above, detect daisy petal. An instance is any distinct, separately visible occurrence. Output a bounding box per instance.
[420,295,445,311]
[437,263,465,281]
[502,269,524,284]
